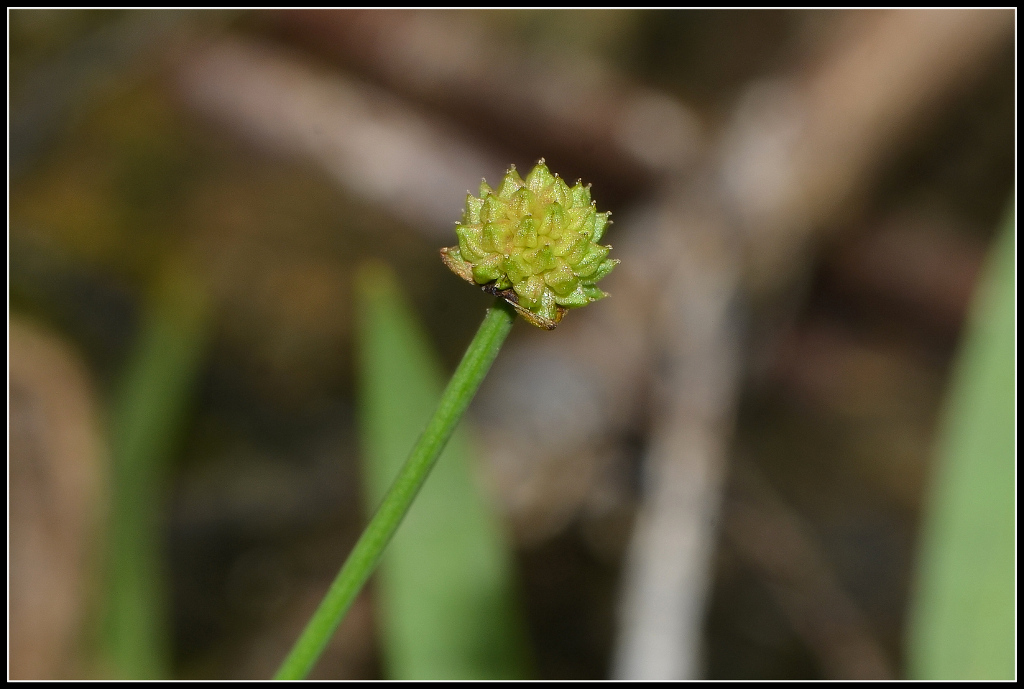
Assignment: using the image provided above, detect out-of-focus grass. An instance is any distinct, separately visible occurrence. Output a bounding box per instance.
[355,262,531,679]
[102,260,211,679]
[906,202,1015,679]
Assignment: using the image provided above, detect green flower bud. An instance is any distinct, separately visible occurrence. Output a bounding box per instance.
[441,160,618,330]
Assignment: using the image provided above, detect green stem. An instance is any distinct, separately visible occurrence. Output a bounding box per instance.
[274,299,517,680]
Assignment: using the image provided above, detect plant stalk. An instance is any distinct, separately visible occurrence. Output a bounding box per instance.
[274,299,517,680]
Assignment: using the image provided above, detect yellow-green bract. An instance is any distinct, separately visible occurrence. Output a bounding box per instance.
[441,160,618,329]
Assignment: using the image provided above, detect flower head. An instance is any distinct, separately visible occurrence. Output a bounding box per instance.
[441,160,618,329]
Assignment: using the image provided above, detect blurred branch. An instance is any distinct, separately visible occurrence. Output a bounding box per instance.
[614,8,1011,679]
[611,195,743,678]
[268,10,703,190]
[177,38,507,239]
[722,9,1013,297]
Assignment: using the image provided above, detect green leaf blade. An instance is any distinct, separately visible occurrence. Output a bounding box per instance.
[906,203,1016,680]
[355,262,531,680]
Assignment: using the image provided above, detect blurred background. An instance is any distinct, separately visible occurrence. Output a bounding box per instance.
[8,9,1015,680]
